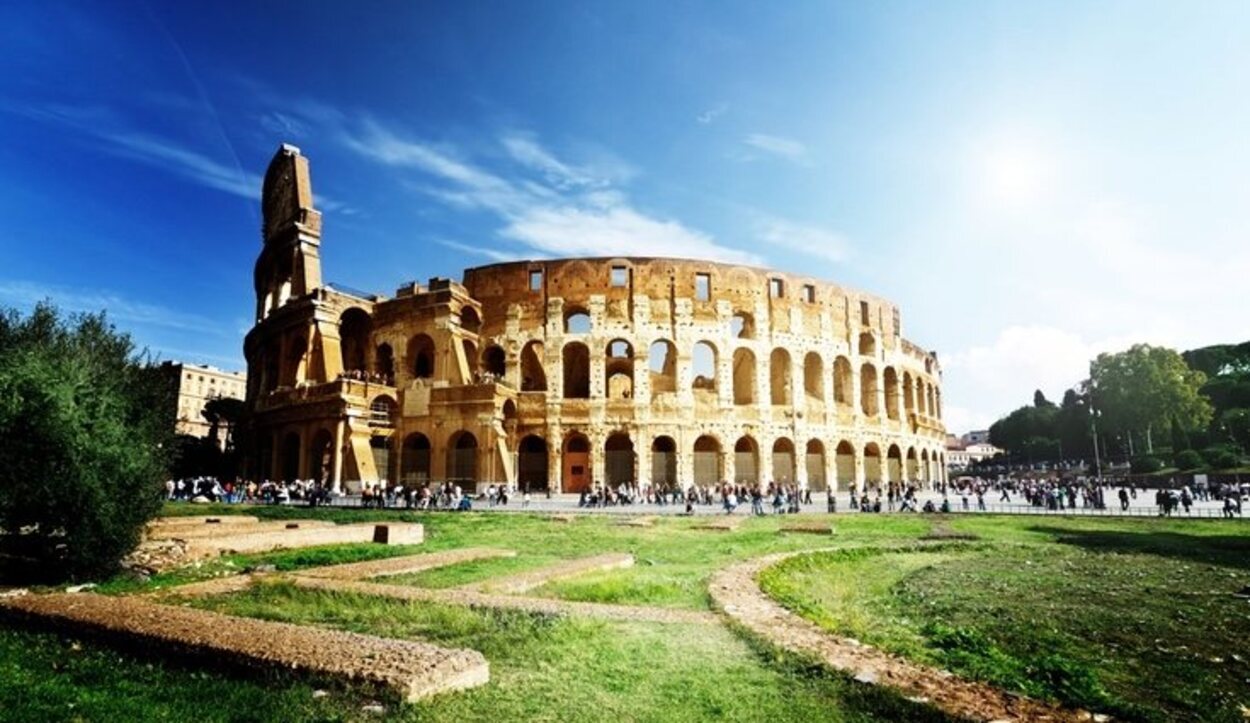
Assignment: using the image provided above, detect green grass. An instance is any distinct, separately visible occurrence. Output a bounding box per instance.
[5,507,1249,721]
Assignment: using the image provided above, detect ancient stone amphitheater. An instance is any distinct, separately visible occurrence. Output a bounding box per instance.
[244,145,947,494]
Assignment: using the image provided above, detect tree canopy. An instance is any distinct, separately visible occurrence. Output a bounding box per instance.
[1089,344,1212,450]
[0,303,173,581]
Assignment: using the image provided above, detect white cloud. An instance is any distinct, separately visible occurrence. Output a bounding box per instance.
[0,279,221,333]
[697,103,729,124]
[500,133,606,190]
[743,133,808,162]
[756,217,850,263]
[434,239,522,263]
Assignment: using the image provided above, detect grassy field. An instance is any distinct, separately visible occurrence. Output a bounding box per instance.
[2,505,1248,721]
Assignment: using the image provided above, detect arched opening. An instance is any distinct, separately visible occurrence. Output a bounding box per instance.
[863,442,882,485]
[517,435,548,491]
[446,431,478,484]
[734,436,759,484]
[732,348,757,405]
[564,307,591,334]
[339,308,372,375]
[605,339,634,399]
[928,386,936,417]
[649,340,677,394]
[371,436,392,483]
[521,340,546,391]
[309,429,333,485]
[460,306,482,335]
[858,332,876,357]
[883,367,900,420]
[860,363,879,416]
[462,339,479,380]
[409,334,435,379]
[903,372,915,415]
[769,348,792,406]
[772,437,795,483]
[401,433,431,485]
[604,433,635,485]
[731,311,755,339]
[920,449,931,482]
[563,433,591,492]
[501,399,517,424]
[283,336,307,387]
[806,439,827,491]
[368,395,397,427]
[916,380,928,415]
[835,440,856,490]
[907,447,920,482]
[376,343,395,382]
[887,444,903,484]
[562,341,591,398]
[691,341,717,392]
[482,345,506,377]
[281,431,301,481]
[833,356,853,410]
[693,435,722,486]
[803,352,824,403]
[651,436,677,486]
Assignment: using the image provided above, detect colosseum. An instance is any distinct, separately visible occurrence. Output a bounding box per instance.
[243,144,948,494]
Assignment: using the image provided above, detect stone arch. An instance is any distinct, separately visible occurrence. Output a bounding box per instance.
[562,341,590,399]
[368,394,398,428]
[732,347,757,405]
[920,449,930,482]
[883,367,900,420]
[408,334,435,379]
[860,363,879,416]
[803,351,824,403]
[604,432,635,485]
[401,433,431,484]
[835,440,856,489]
[691,341,718,392]
[769,348,792,405]
[863,442,882,485]
[375,343,395,381]
[903,372,915,414]
[370,435,393,483]
[308,429,333,485]
[281,431,301,482]
[734,436,759,484]
[462,339,479,379]
[805,439,827,491]
[906,447,919,481]
[564,306,591,334]
[521,340,546,391]
[501,399,517,424]
[772,437,795,483]
[283,335,307,387]
[692,435,722,486]
[446,431,478,483]
[339,308,372,374]
[563,432,592,492]
[731,311,756,339]
[833,356,853,410]
[517,435,548,491]
[481,344,506,377]
[858,332,876,357]
[605,339,634,399]
[651,436,677,486]
[459,306,482,335]
[886,444,903,483]
[916,379,928,415]
[649,339,677,394]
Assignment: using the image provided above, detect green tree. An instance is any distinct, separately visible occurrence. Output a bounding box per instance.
[1169,413,1191,453]
[0,303,172,581]
[1221,408,1250,453]
[1089,344,1212,454]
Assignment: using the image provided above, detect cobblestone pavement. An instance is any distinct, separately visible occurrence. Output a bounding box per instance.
[708,550,1100,723]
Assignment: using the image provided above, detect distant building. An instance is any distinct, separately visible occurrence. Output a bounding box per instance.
[162,361,247,446]
[945,435,1002,470]
[961,430,990,446]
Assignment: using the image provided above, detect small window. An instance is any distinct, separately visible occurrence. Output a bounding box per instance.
[769,278,784,298]
[802,284,816,303]
[611,266,629,287]
[860,300,870,326]
[695,273,711,301]
[529,269,543,291]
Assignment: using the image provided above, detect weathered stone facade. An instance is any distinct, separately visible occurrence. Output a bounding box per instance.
[242,145,947,493]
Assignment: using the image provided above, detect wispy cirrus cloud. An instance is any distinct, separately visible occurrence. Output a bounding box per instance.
[341,120,761,265]
[696,103,729,125]
[742,133,809,163]
[433,238,523,263]
[755,217,851,264]
[0,279,222,333]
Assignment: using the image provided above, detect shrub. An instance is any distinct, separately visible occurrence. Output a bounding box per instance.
[0,304,173,581]
[1173,449,1205,470]
[1129,455,1164,474]
[1202,446,1241,470]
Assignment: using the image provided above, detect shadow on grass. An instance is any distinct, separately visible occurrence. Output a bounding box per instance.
[1031,526,1250,571]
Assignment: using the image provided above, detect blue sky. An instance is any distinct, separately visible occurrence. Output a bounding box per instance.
[2,0,1249,431]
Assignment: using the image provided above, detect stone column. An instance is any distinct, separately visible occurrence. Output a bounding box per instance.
[331,419,345,493]
[853,449,865,496]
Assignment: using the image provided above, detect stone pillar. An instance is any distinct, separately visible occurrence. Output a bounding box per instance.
[331,419,345,493]
[853,449,865,496]
[296,428,311,480]
[632,353,650,404]
[635,437,651,487]
[722,449,736,486]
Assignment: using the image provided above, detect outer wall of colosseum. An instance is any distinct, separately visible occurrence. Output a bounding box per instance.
[242,145,947,494]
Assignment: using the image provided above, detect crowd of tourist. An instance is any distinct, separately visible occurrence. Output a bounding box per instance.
[574,481,813,515]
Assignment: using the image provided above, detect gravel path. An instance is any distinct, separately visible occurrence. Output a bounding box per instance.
[300,548,517,580]
[708,551,1098,722]
[464,553,634,594]
[290,576,719,625]
[0,592,488,703]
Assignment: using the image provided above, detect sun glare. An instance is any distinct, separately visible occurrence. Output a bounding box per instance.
[981,142,1055,207]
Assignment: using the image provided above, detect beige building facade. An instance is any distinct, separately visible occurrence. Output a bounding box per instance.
[164,361,247,444]
[242,145,948,493]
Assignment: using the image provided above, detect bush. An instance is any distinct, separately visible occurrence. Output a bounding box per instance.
[1129,455,1164,474]
[1202,446,1241,470]
[0,304,172,581]
[1173,449,1205,470]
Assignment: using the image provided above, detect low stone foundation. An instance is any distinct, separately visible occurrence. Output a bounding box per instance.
[180,523,424,557]
[299,548,517,581]
[0,592,488,703]
[467,553,634,594]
